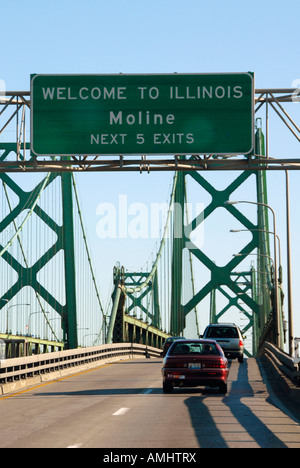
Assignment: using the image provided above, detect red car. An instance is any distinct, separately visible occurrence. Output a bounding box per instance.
[162,339,229,394]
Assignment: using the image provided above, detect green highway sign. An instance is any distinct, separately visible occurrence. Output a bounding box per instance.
[30,73,254,156]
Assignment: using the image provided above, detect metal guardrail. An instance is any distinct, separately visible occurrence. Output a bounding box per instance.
[260,341,300,385]
[0,343,162,395]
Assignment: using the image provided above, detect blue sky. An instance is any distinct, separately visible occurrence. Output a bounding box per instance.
[1,0,300,343]
[1,0,299,88]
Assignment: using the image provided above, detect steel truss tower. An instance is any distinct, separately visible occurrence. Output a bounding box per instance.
[169,127,284,355]
[0,151,78,348]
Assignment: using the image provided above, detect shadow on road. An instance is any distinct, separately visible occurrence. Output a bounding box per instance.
[184,360,289,448]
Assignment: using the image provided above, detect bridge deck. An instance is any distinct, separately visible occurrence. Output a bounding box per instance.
[0,357,299,448]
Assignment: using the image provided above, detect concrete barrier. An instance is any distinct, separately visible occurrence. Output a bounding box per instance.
[258,341,300,404]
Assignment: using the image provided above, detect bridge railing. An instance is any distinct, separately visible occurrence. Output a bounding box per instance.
[0,343,162,395]
[259,341,300,386]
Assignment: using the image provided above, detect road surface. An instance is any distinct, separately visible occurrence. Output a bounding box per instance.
[0,357,300,448]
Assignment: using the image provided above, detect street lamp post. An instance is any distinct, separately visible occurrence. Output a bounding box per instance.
[27,311,50,336]
[83,333,97,347]
[230,228,282,281]
[0,299,9,334]
[6,303,30,334]
[226,200,281,348]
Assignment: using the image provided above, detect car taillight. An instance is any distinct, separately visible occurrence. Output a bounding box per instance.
[163,360,186,368]
[203,359,227,369]
[239,340,243,348]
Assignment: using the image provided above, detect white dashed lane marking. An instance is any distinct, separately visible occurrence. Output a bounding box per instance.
[113,407,130,416]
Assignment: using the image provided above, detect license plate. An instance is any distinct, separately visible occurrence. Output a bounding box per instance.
[188,363,201,369]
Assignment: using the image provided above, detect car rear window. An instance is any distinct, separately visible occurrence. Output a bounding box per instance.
[169,342,220,356]
[206,327,238,339]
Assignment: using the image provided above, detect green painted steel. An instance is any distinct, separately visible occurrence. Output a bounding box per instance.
[254,126,285,349]
[124,271,160,328]
[107,175,179,344]
[107,265,167,346]
[61,171,78,349]
[170,169,185,335]
[106,125,283,355]
[168,125,284,355]
[0,128,284,355]
[0,154,62,341]
[0,145,79,349]
[255,126,273,346]
[170,165,262,347]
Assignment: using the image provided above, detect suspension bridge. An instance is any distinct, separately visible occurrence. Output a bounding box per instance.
[1,78,300,448]
[0,82,299,360]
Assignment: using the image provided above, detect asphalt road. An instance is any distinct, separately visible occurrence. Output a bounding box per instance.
[0,357,300,448]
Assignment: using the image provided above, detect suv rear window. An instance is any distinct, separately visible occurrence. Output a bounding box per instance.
[206,327,238,339]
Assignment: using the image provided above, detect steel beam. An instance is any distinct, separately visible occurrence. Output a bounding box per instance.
[0,88,298,173]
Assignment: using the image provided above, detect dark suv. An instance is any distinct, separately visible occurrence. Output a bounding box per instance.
[161,336,185,357]
[202,323,244,363]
